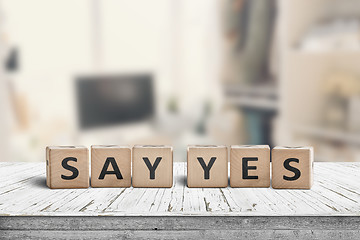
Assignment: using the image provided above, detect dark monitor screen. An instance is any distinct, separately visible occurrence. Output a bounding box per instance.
[76,74,154,130]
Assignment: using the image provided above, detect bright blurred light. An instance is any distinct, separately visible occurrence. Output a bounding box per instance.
[0,0,359,162]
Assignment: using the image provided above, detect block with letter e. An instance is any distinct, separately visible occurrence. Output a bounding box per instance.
[46,146,89,189]
[187,145,228,188]
[272,146,314,189]
[91,145,131,188]
[132,145,173,188]
[230,145,270,188]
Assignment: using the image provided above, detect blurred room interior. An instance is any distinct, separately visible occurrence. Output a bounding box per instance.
[0,0,360,162]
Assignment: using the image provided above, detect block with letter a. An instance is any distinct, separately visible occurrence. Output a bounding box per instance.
[91,145,131,188]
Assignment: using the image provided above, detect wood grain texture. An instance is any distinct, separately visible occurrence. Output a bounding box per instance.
[272,146,313,189]
[1,162,360,239]
[91,145,131,188]
[2,216,360,230]
[46,146,89,189]
[187,145,228,188]
[0,162,359,216]
[2,229,360,240]
[0,216,360,239]
[230,145,270,187]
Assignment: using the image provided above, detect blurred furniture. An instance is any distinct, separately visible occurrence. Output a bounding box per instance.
[222,0,278,147]
[1,162,360,238]
[75,74,161,146]
[278,0,360,161]
[223,0,360,161]
[76,74,154,130]
[224,84,277,146]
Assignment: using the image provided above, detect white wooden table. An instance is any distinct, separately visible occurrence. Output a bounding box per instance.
[0,162,359,239]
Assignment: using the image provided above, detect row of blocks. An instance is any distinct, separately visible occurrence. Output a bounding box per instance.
[46,145,313,189]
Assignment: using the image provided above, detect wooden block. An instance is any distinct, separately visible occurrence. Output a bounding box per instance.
[132,145,173,188]
[187,145,228,188]
[272,146,314,189]
[46,146,89,189]
[230,145,270,188]
[91,145,131,188]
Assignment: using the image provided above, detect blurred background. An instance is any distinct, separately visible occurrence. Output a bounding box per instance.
[0,0,360,162]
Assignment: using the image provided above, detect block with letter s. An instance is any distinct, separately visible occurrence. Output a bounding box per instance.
[46,146,89,189]
[272,146,313,189]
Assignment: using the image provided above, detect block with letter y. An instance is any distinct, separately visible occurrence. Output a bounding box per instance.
[187,145,228,188]
[132,145,173,188]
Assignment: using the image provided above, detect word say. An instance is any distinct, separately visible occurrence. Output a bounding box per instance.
[46,145,313,189]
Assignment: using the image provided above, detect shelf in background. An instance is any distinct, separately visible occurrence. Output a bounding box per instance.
[289,49,360,56]
[293,125,360,146]
[224,84,278,111]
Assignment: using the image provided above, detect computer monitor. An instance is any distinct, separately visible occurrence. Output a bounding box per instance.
[76,74,154,130]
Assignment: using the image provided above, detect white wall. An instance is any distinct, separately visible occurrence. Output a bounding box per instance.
[3,0,222,124]
[1,0,223,161]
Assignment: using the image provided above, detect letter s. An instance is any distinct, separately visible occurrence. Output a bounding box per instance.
[283,158,301,181]
[61,157,79,180]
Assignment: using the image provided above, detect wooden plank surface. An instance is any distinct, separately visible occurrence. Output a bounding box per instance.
[0,162,359,216]
[2,229,360,240]
[1,216,360,239]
